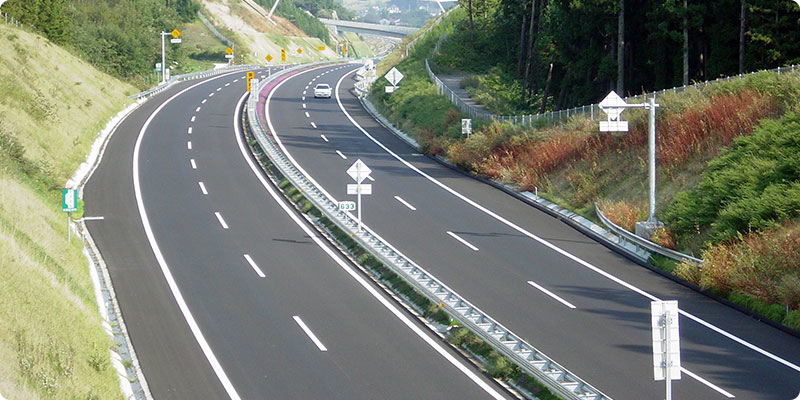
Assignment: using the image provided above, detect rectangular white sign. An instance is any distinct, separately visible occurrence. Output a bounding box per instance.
[347,184,372,195]
[385,86,395,93]
[651,300,681,381]
[599,120,629,132]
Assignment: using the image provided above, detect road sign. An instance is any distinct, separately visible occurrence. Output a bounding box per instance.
[62,189,77,213]
[384,67,404,86]
[338,201,356,211]
[347,184,372,195]
[347,159,372,183]
[225,47,233,55]
[296,48,302,54]
[225,54,233,59]
[461,118,472,136]
[281,49,286,62]
[317,46,326,51]
[385,86,395,93]
[170,38,181,44]
[171,29,180,38]
[155,62,162,72]
[599,90,629,132]
[265,54,273,62]
[246,71,255,92]
[651,300,681,400]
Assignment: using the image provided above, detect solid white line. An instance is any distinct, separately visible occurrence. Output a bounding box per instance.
[191,116,196,122]
[187,141,192,150]
[332,70,800,375]
[196,107,201,112]
[320,134,328,142]
[527,281,576,309]
[305,111,310,118]
[241,92,505,399]
[190,159,197,169]
[134,76,242,400]
[243,254,266,278]
[198,182,208,195]
[202,99,207,104]
[188,127,193,134]
[447,231,479,251]
[302,103,306,108]
[336,150,347,160]
[394,196,416,211]
[214,212,229,229]
[292,316,327,352]
[681,368,736,398]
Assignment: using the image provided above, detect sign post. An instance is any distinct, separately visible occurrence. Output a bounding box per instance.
[159,29,181,83]
[651,300,681,400]
[346,159,373,232]
[62,189,77,242]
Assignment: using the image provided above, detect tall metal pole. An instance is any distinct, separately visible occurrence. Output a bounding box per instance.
[357,168,362,232]
[161,32,166,83]
[648,95,657,222]
[664,310,672,400]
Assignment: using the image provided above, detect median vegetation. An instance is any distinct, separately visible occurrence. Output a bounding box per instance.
[370,8,800,333]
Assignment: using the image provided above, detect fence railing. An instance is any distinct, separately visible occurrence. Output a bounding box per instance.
[197,11,233,47]
[247,62,611,400]
[2,12,24,29]
[594,203,703,267]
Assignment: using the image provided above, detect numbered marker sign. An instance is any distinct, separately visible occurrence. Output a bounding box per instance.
[62,189,77,213]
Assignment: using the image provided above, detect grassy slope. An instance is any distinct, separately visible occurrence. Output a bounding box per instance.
[0,23,136,399]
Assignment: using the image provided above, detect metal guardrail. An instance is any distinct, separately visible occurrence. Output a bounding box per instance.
[247,63,611,400]
[129,64,262,99]
[594,203,703,267]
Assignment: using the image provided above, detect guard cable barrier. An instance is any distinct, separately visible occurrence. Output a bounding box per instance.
[246,62,612,400]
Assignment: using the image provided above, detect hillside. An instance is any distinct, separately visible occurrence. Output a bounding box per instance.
[370,7,800,332]
[0,21,137,399]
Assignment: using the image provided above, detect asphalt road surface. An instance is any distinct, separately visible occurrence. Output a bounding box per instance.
[261,63,800,400]
[84,68,512,399]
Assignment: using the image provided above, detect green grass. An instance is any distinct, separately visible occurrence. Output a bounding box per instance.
[0,23,133,399]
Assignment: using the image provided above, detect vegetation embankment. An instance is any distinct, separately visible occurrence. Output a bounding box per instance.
[0,23,137,399]
[369,7,800,333]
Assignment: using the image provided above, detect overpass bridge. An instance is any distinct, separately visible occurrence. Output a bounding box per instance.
[318,18,418,39]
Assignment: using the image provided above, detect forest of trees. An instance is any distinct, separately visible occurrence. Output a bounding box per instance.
[452,0,800,110]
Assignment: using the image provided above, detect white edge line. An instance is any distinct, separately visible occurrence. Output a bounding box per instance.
[394,196,416,211]
[214,212,229,230]
[681,368,736,398]
[292,316,327,351]
[527,281,576,309]
[241,91,505,399]
[331,69,800,375]
[446,231,479,251]
[190,159,197,169]
[243,254,266,278]
[133,75,242,399]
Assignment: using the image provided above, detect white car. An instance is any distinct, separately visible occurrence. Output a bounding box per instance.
[314,83,332,98]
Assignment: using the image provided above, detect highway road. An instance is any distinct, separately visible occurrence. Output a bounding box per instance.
[262,63,800,399]
[83,68,511,399]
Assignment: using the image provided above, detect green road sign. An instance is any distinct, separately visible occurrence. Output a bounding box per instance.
[62,189,77,213]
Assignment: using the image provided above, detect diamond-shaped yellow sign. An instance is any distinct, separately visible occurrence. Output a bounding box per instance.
[265,55,273,62]
[171,29,180,39]
[246,71,255,79]
[225,47,233,55]
[296,48,302,54]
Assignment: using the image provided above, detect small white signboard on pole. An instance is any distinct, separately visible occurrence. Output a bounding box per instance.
[346,159,373,231]
[652,300,681,400]
[347,184,372,195]
[461,118,472,136]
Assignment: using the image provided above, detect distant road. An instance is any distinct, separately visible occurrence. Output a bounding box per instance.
[84,67,509,399]
[262,64,800,399]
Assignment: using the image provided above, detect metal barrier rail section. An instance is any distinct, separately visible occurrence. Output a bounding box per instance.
[246,63,612,400]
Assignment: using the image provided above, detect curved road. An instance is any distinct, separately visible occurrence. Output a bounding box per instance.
[263,63,800,399]
[84,68,510,399]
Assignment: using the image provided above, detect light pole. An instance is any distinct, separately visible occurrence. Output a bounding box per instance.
[599,91,661,237]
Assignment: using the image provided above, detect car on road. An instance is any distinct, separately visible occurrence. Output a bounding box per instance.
[314,83,332,98]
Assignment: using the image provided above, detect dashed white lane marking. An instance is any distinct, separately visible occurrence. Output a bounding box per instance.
[214,212,229,230]
[394,196,416,211]
[681,368,736,398]
[447,231,479,251]
[243,254,266,278]
[305,112,310,118]
[216,87,222,92]
[336,150,347,160]
[310,122,317,129]
[196,107,201,112]
[320,134,328,142]
[190,159,197,169]
[187,141,192,150]
[209,93,214,97]
[366,175,375,182]
[188,127,193,134]
[225,83,230,87]
[303,91,306,95]
[302,96,305,101]
[292,316,327,352]
[527,281,576,309]
[233,79,239,83]
[302,104,306,108]
[191,116,196,122]
[202,99,207,104]
[198,182,208,195]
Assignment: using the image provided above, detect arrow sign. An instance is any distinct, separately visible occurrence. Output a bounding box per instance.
[171,29,181,38]
[384,67,404,86]
[346,159,372,184]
